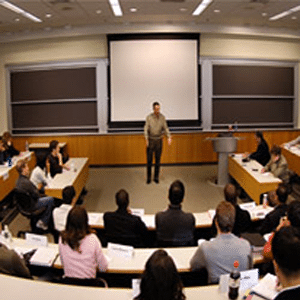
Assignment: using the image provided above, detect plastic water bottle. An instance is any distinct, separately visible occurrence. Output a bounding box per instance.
[228,260,240,300]
[7,156,12,167]
[2,225,13,248]
[263,193,268,209]
[25,140,29,152]
[234,121,238,131]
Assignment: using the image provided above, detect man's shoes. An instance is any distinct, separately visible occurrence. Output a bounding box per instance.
[146,179,151,184]
[36,220,48,231]
[154,178,159,184]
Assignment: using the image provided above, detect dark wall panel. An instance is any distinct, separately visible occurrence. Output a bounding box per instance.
[213,65,294,96]
[12,102,97,128]
[213,98,293,124]
[11,68,96,101]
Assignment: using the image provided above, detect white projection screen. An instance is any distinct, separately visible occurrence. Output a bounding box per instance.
[108,34,200,129]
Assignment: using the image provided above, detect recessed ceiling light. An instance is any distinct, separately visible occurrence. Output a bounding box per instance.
[45,13,52,18]
[130,7,137,12]
[15,18,20,22]
[214,9,220,13]
[262,12,267,17]
[180,8,187,12]
[96,10,102,14]
[292,16,297,20]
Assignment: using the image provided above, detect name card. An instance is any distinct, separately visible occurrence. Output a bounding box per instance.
[219,269,259,294]
[131,208,145,218]
[26,233,48,247]
[2,172,9,181]
[107,242,134,258]
[132,278,141,298]
[239,202,256,210]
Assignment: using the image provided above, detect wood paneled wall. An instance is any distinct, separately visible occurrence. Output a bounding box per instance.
[12,130,300,166]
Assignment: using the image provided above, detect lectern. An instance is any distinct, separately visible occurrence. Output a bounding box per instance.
[207,137,239,186]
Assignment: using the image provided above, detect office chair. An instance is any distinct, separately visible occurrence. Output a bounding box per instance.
[57,276,108,288]
[13,189,47,237]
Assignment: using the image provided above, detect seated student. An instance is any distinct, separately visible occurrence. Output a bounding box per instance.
[47,140,69,178]
[2,131,19,158]
[0,138,8,165]
[262,145,290,184]
[104,189,148,247]
[258,184,289,235]
[59,207,108,279]
[15,159,55,231]
[53,186,75,232]
[155,180,195,247]
[212,183,251,237]
[190,201,252,284]
[243,131,270,166]
[263,200,300,261]
[30,153,49,194]
[134,249,186,300]
[272,226,300,299]
[0,242,31,279]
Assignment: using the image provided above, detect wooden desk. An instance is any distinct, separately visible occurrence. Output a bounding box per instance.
[0,152,35,202]
[45,157,89,204]
[0,273,241,300]
[29,142,67,150]
[87,205,273,231]
[281,146,300,174]
[228,155,281,205]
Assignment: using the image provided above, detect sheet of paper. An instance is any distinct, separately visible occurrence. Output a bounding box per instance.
[251,273,279,300]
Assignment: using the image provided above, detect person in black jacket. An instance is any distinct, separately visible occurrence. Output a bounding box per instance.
[212,183,251,237]
[2,131,19,158]
[259,184,289,235]
[244,131,270,166]
[272,227,300,300]
[104,189,148,247]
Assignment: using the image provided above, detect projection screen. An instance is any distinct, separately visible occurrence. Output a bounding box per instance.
[108,34,200,129]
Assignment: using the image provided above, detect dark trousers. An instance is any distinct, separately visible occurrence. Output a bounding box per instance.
[147,139,162,181]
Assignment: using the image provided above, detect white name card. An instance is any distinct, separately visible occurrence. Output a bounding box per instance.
[107,242,134,258]
[131,208,145,218]
[25,233,48,247]
[239,202,256,210]
[132,278,141,298]
[219,269,259,294]
[2,172,9,181]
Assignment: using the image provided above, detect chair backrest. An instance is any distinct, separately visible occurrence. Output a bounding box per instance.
[13,189,43,216]
[60,277,108,288]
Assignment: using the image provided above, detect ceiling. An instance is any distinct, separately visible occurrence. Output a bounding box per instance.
[1,0,300,41]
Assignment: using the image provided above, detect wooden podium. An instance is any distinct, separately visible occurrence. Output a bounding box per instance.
[207,137,239,186]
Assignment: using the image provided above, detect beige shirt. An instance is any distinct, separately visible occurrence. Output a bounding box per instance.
[144,113,170,140]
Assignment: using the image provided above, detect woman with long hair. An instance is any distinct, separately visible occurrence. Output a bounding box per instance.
[135,249,185,300]
[59,207,108,279]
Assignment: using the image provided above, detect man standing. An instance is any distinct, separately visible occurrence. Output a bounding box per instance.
[15,159,54,231]
[144,102,171,184]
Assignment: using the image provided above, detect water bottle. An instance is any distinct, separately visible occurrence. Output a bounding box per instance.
[234,121,238,131]
[7,156,12,167]
[2,225,13,248]
[25,140,29,152]
[228,260,240,300]
[263,193,268,209]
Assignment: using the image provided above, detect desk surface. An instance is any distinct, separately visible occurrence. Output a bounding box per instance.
[88,204,273,230]
[282,146,300,175]
[44,157,89,204]
[29,142,66,149]
[228,154,281,204]
[0,273,239,300]
[11,237,264,274]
